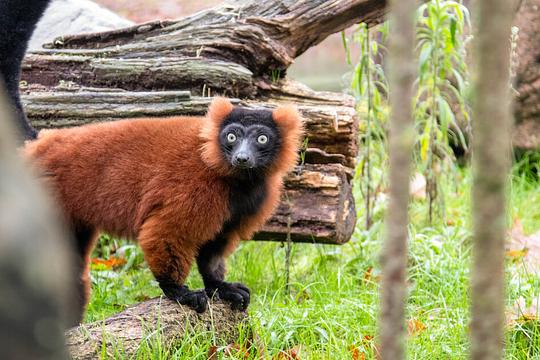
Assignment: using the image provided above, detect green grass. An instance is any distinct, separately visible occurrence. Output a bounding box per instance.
[86,166,540,359]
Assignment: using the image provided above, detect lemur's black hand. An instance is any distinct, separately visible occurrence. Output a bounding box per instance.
[206,282,250,311]
[160,282,208,313]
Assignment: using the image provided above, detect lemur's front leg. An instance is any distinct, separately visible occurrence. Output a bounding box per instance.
[196,235,250,311]
[139,215,208,313]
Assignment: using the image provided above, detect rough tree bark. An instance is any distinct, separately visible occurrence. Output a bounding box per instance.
[378,0,416,359]
[471,0,514,359]
[0,86,74,359]
[21,0,388,244]
[510,0,540,150]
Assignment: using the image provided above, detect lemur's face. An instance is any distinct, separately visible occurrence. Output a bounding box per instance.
[219,108,281,170]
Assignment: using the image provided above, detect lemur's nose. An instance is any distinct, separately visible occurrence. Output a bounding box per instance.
[235,153,250,163]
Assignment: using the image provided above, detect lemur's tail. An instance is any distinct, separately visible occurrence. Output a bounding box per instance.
[0,0,53,142]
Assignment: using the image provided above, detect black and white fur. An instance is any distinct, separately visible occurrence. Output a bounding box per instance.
[0,0,52,141]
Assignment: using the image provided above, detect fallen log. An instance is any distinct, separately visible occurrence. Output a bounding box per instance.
[22,80,359,168]
[22,89,357,244]
[24,0,386,90]
[65,298,248,360]
[22,56,257,97]
[256,163,355,244]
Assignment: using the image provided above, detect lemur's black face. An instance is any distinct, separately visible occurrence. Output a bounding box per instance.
[219,108,281,171]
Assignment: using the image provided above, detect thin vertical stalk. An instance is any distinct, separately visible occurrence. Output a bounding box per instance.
[284,199,293,297]
[427,4,439,224]
[378,0,416,359]
[365,29,373,229]
[470,0,513,359]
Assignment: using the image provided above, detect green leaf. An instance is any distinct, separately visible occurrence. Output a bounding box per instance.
[420,127,430,162]
[450,17,457,47]
[341,31,351,65]
[419,42,432,69]
[437,96,454,143]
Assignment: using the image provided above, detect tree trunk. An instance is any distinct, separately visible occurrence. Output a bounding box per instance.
[378,0,416,359]
[21,0,390,244]
[470,0,513,359]
[510,0,540,150]
[0,86,74,359]
[65,298,248,360]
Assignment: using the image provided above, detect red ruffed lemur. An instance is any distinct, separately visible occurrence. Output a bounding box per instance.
[2,0,304,325]
[24,98,303,323]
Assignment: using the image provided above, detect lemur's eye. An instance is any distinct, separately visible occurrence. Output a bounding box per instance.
[257,135,268,144]
[227,133,237,143]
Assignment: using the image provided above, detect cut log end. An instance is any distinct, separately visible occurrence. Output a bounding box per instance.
[254,163,356,244]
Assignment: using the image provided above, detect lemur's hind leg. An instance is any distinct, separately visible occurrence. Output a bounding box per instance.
[138,214,208,313]
[196,235,250,311]
[72,223,98,325]
[0,0,52,141]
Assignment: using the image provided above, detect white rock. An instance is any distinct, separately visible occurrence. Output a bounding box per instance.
[29,0,133,51]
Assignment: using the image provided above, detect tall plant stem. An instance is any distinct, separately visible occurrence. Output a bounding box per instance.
[365,29,373,229]
[284,200,293,297]
[427,14,439,225]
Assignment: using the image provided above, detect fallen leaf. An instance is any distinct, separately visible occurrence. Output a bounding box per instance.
[508,296,540,326]
[91,256,126,270]
[349,345,365,360]
[225,344,250,359]
[363,267,373,282]
[362,335,374,343]
[507,219,540,274]
[505,248,528,260]
[360,335,380,359]
[207,345,218,359]
[208,343,250,359]
[407,319,426,336]
[292,289,310,304]
[363,267,380,283]
[274,345,302,359]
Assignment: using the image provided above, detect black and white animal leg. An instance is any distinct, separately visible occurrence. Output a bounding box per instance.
[196,236,250,311]
[156,277,209,313]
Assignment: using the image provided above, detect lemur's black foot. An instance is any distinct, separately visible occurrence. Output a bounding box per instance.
[206,282,250,311]
[160,282,208,313]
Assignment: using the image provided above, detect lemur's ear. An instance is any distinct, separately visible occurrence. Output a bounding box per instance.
[207,97,234,125]
[270,105,304,174]
[200,97,235,175]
